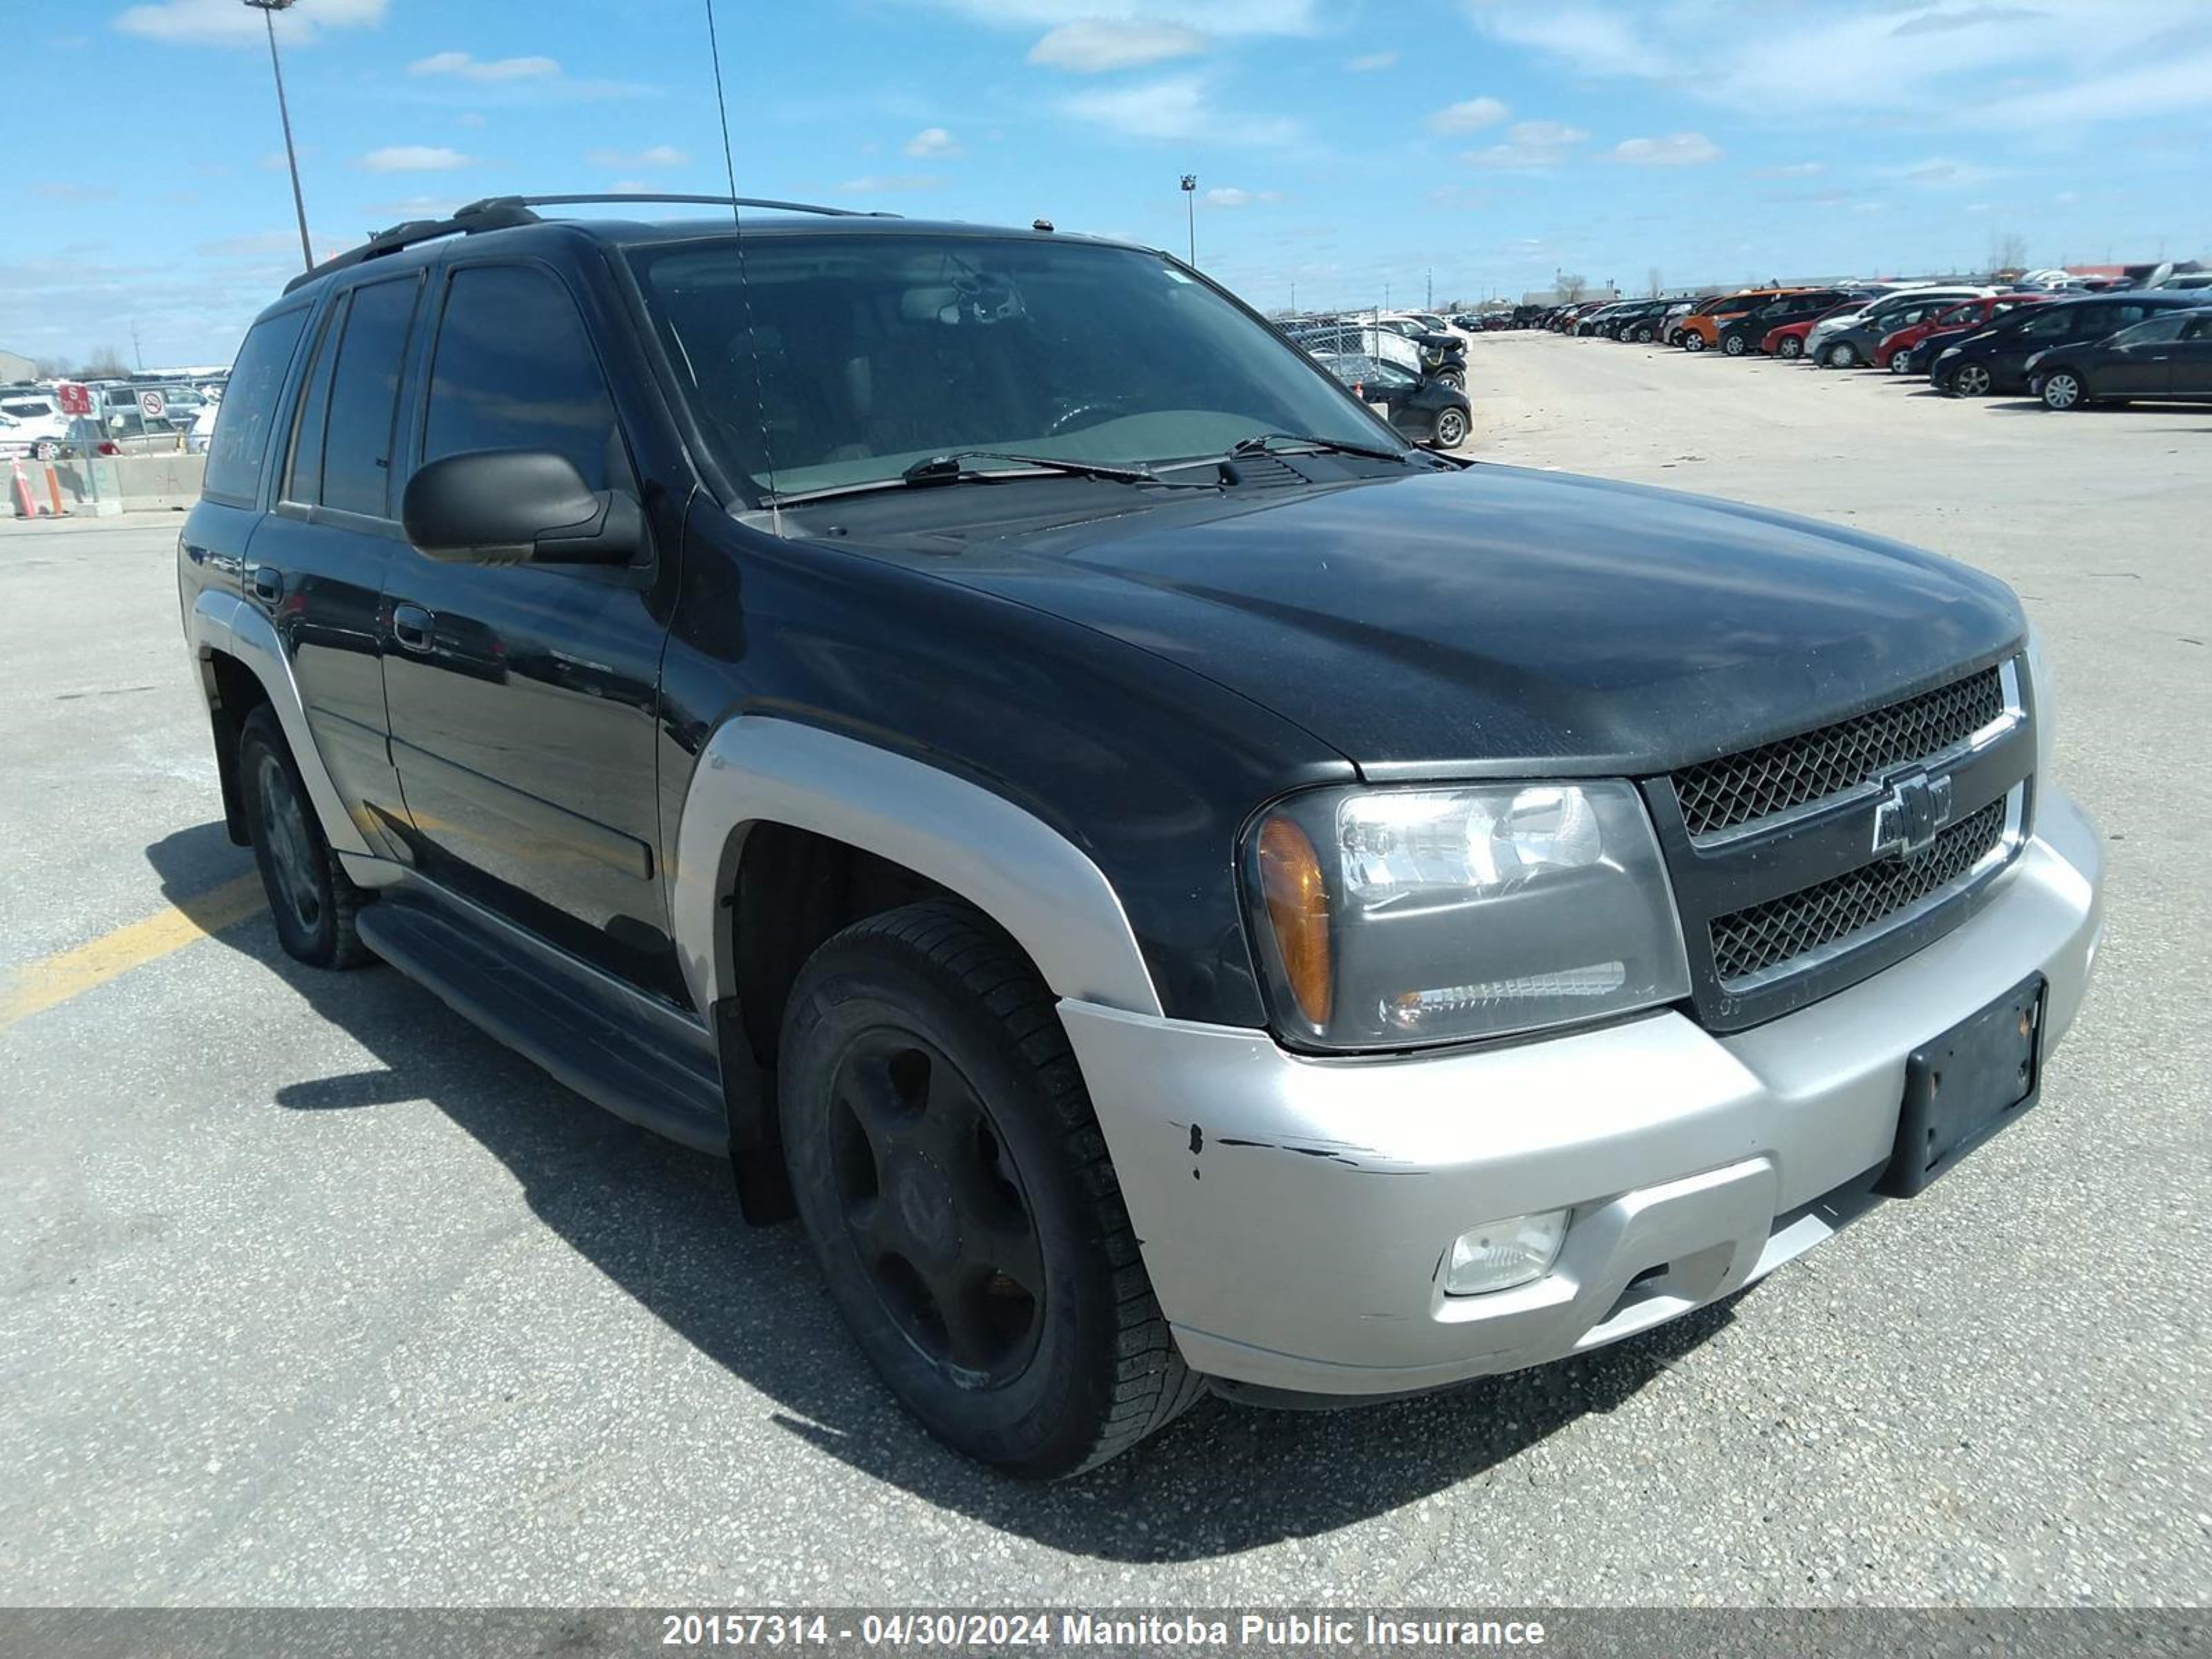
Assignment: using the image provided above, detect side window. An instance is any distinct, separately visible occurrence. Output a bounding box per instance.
[321,277,420,518]
[422,265,623,491]
[283,298,342,506]
[2018,309,2075,339]
[2103,305,2150,331]
[2186,317,2212,341]
[203,306,308,503]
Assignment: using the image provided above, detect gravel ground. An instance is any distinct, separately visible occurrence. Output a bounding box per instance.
[2,340,2208,1607]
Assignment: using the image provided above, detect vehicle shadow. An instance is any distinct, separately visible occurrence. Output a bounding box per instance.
[1985,399,2209,426]
[147,821,1738,1564]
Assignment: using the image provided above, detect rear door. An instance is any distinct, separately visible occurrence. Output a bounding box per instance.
[236,273,422,845]
[378,259,675,991]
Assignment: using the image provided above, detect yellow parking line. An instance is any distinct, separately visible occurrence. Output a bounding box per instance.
[0,873,268,1034]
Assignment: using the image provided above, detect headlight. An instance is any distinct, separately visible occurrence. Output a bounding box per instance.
[1245,781,1691,1050]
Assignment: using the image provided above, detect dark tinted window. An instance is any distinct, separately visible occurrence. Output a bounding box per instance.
[423,265,620,490]
[202,307,308,503]
[2017,308,2077,339]
[321,277,420,517]
[2184,315,2212,341]
[283,301,340,505]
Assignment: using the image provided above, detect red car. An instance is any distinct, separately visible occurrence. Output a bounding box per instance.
[1762,301,1861,361]
[1876,293,2052,371]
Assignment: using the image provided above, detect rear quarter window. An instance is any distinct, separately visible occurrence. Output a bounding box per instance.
[204,307,310,504]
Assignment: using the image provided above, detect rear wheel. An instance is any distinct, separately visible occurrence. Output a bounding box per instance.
[778,901,1201,1477]
[2041,370,2086,411]
[238,705,371,969]
[30,438,60,461]
[1430,406,1468,449]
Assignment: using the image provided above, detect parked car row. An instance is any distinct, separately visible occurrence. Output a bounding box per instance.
[1544,281,2212,411]
[0,378,218,460]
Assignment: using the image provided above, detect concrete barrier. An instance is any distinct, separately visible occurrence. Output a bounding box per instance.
[53,452,207,514]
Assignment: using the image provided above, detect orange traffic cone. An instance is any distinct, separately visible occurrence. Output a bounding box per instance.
[9,458,39,519]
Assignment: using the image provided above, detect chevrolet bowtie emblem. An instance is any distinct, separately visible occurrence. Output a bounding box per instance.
[1872,768,1953,859]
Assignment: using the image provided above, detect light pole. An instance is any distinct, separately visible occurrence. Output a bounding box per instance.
[1179,174,1197,267]
[244,0,313,274]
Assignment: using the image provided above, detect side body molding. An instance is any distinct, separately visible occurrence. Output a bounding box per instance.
[670,715,1164,1020]
[187,587,374,859]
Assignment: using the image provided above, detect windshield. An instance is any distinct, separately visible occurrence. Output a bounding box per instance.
[629,232,1403,500]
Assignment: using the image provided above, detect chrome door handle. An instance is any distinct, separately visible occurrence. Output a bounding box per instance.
[250,566,283,605]
[391,602,435,653]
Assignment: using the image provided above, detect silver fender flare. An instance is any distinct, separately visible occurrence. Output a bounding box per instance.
[669,715,1163,1020]
[186,588,374,859]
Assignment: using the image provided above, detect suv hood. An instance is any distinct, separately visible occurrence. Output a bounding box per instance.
[921,464,2024,777]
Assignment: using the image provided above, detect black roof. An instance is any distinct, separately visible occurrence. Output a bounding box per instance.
[278,193,1131,301]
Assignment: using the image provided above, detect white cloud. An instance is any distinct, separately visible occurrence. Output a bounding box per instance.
[1884,155,2005,186]
[588,144,689,169]
[115,0,384,45]
[838,174,945,194]
[1611,131,1721,166]
[1460,0,2212,130]
[903,126,964,158]
[1205,187,1281,207]
[456,112,488,129]
[1425,97,1509,135]
[1028,19,1210,71]
[1345,50,1398,71]
[1061,75,1302,147]
[359,146,475,173]
[409,50,560,82]
[912,0,1313,35]
[1463,119,1588,169]
[1750,160,1825,178]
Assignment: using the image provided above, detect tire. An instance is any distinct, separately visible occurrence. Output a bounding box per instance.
[31,439,60,461]
[1430,406,1468,449]
[1722,333,1747,357]
[1633,326,1653,343]
[1888,351,1912,375]
[1777,336,1803,360]
[1682,332,1707,353]
[1950,362,1992,397]
[1821,341,1858,369]
[2041,370,2086,411]
[238,704,371,968]
[778,901,1203,1477]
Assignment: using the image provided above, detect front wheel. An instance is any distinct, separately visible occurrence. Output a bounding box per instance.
[1722,334,1747,357]
[1777,336,1803,360]
[1949,362,1993,397]
[239,705,371,968]
[2041,370,2086,411]
[778,901,1202,1477]
[1430,406,1468,449]
[1633,326,1653,343]
[1682,332,1707,353]
[1888,351,1913,375]
[1821,341,1859,369]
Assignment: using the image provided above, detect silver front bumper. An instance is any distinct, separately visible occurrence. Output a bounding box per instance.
[1060,787,2105,1398]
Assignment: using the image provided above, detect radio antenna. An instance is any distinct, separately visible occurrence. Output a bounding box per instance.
[706,0,782,532]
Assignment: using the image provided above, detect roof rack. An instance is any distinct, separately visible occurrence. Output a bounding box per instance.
[284,193,894,294]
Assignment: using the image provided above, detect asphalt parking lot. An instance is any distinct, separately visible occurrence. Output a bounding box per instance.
[3,334,2209,1608]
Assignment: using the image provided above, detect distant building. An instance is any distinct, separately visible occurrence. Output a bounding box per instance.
[0,348,37,383]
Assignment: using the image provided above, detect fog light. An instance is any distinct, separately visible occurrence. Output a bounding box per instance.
[1444,1209,1569,1296]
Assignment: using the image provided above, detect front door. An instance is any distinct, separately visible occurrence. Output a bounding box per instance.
[378,260,676,993]
[2166,315,2212,399]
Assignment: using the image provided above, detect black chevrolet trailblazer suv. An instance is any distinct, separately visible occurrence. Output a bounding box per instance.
[181,196,2105,1477]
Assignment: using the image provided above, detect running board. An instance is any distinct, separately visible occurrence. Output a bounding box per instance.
[355,897,729,1155]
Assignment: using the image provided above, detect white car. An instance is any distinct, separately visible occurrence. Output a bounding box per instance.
[0,392,71,460]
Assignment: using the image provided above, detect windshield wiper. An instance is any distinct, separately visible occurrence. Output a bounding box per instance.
[1229,431,1409,464]
[899,451,1161,487]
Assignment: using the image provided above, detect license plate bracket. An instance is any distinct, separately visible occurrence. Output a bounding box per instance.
[1879,973,2046,1198]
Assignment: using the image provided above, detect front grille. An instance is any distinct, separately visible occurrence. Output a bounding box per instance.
[1708,796,2009,984]
[1673,668,2007,838]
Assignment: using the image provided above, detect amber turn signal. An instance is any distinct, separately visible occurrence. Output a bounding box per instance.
[1257,814,1333,1027]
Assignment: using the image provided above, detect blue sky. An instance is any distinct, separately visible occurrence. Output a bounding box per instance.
[8,0,2211,368]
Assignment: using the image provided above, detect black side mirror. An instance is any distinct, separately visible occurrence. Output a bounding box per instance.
[400,450,642,566]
